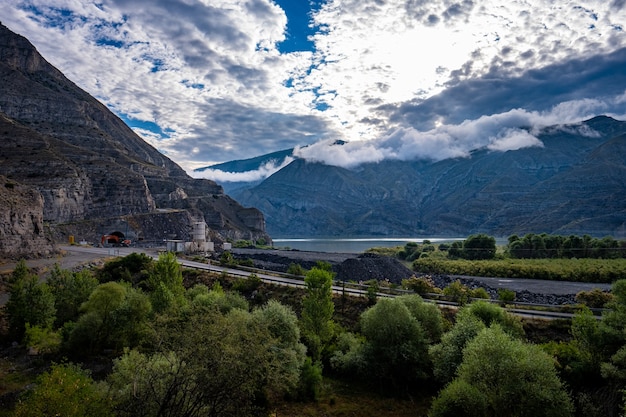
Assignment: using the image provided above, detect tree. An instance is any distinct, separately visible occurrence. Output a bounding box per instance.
[359,298,431,389]
[300,266,335,362]
[430,326,574,417]
[110,308,290,417]
[462,234,496,260]
[97,252,153,285]
[47,265,99,327]
[13,363,113,417]
[69,282,152,353]
[430,314,485,384]
[252,300,307,399]
[430,301,524,384]
[457,300,524,338]
[397,294,443,344]
[148,251,186,313]
[6,260,56,342]
[188,283,249,314]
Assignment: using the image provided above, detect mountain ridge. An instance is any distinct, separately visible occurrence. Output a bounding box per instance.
[0,23,269,257]
[228,116,626,238]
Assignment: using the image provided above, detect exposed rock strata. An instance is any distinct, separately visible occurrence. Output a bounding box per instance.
[0,23,269,256]
[0,176,53,258]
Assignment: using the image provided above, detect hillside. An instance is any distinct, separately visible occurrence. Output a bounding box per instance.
[0,23,269,257]
[231,116,626,237]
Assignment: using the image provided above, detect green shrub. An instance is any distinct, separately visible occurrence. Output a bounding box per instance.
[402,275,438,295]
[470,287,490,299]
[498,288,516,303]
[575,288,613,309]
[287,262,306,276]
[219,251,235,266]
[443,280,471,305]
[232,273,262,293]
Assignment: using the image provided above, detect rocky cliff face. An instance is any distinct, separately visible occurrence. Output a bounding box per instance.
[0,23,269,256]
[234,116,626,238]
[0,176,52,258]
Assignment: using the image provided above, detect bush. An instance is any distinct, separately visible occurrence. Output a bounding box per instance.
[470,287,490,299]
[576,288,613,309]
[402,275,438,295]
[13,363,113,417]
[231,273,262,294]
[297,358,323,401]
[220,251,235,266]
[498,288,516,303]
[287,263,306,276]
[443,280,471,305]
[430,326,574,417]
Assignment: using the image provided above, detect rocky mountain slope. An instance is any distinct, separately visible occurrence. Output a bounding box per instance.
[232,116,626,238]
[0,23,269,257]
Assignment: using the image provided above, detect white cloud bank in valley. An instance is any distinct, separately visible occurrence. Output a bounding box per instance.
[192,156,295,183]
[294,98,625,169]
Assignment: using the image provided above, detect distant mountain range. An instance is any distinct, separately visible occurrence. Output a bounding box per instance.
[198,116,626,238]
[0,23,269,257]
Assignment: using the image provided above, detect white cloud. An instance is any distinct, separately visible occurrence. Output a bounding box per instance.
[294,99,620,168]
[191,156,295,183]
[2,0,625,171]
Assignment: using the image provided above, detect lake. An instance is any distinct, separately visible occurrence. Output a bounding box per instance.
[271,237,465,253]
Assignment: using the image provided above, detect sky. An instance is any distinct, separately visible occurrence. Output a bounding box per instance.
[3,0,626,183]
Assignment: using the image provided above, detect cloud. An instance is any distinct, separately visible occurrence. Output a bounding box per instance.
[191,156,295,183]
[2,0,626,172]
[294,100,618,169]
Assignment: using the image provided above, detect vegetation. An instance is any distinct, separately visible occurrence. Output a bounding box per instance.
[413,257,626,283]
[4,242,626,416]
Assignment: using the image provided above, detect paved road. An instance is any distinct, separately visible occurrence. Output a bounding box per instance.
[455,274,612,295]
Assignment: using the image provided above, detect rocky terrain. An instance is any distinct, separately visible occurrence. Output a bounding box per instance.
[0,23,269,258]
[226,116,626,238]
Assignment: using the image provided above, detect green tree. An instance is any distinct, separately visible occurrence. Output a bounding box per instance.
[110,308,289,417]
[148,251,186,313]
[397,294,444,344]
[447,241,464,258]
[443,280,471,305]
[430,301,524,384]
[48,265,99,327]
[14,363,113,417]
[359,297,431,389]
[286,262,306,276]
[457,300,524,338]
[300,266,335,362]
[430,314,485,384]
[430,326,574,417]
[462,234,496,260]
[6,260,56,342]
[97,252,153,285]
[69,282,151,353]
[252,300,307,399]
[188,283,249,314]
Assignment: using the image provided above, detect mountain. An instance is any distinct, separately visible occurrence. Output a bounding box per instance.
[231,116,626,238]
[195,148,294,194]
[0,23,269,257]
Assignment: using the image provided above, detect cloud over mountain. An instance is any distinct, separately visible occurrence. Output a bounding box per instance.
[2,0,625,171]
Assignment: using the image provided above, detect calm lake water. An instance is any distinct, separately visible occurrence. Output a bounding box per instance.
[271,237,465,253]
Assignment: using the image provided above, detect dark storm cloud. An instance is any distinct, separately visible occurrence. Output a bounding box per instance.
[387,47,626,130]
